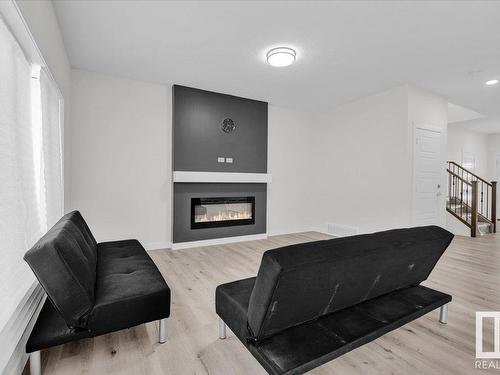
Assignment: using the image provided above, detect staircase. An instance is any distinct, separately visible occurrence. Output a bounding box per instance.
[447,161,497,237]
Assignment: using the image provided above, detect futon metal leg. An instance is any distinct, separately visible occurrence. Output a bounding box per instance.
[218,316,226,339]
[159,319,167,343]
[30,351,41,375]
[439,304,448,324]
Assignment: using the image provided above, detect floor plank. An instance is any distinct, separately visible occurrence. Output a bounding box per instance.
[26,232,500,374]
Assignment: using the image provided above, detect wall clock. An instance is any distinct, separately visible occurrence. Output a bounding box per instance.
[221,118,236,133]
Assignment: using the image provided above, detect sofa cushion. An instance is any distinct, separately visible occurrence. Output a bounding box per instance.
[88,240,170,334]
[217,278,451,375]
[26,299,92,353]
[24,211,98,329]
[216,277,256,340]
[252,286,451,375]
[247,226,453,341]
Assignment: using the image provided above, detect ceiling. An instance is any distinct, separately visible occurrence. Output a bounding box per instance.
[53,1,500,132]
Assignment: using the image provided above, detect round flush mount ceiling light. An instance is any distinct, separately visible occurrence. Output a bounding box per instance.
[486,79,499,86]
[266,47,296,67]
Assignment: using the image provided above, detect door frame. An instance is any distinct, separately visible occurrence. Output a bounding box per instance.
[411,123,446,227]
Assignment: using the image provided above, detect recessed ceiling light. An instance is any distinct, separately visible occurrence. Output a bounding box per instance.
[485,79,499,86]
[266,47,296,67]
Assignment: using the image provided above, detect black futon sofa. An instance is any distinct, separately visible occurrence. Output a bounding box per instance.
[216,226,454,375]
[24,211,170,375]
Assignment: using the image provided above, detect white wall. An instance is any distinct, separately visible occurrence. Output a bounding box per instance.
[408,86,448,132]
[447,126,489,177]
[69,70,171,249]
[487,134,500,219]
[267,106,321,235]
[15,0,72,208]
[68,74,451,243]
[69,71,322,242]
[301,85,449,235]
[313,86,414,234]
[487,134,500,181]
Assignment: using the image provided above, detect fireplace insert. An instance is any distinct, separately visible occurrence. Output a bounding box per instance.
[191,196,255,229]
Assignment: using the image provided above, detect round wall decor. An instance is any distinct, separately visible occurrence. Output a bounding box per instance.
[221,118,236,133]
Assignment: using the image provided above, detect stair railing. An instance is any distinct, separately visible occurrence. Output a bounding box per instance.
[447,161,497,237]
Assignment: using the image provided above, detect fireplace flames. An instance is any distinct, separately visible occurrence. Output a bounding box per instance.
[196,210,252,223]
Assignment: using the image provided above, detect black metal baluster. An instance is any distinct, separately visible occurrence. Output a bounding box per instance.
[460,179,463,220]
[487,184,490,219]
[454,174,457,215]
[481,182,484,217]
[465,182,469,222]
[446,173,451,209]
[454,175,457,215]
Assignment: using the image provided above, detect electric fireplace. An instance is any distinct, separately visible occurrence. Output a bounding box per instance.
[191,196,255,229]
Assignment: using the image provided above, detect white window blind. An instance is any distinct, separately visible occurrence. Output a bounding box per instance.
[0,17,63,330]
[0,17,40,329]
[40,68,64,229]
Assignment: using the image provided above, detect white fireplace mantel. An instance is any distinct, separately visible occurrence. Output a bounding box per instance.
[173,171,272,184]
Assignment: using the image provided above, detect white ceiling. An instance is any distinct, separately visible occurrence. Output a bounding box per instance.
[53,1,500,132]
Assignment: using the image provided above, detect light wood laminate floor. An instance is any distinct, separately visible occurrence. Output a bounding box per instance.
[27,231,500,374]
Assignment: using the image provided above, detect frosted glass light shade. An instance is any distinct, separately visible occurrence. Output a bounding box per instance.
[266,47,296,67]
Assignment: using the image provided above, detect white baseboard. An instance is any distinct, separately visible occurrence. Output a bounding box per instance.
[144,241,172,251]
[145,228,333,252]
[267,227,330,237]
[172,233,268,250]
[326,223,360,237]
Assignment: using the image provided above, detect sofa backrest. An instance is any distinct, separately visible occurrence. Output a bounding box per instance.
[247,226,454,341]
[24,211,98,329]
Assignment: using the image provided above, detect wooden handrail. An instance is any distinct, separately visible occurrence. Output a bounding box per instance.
[447,161,492,187]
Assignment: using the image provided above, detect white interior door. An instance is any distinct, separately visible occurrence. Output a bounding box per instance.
[413,127,443,226]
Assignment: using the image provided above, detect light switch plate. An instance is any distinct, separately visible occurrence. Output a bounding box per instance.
[217,157,225,163]
[226,157,233,163]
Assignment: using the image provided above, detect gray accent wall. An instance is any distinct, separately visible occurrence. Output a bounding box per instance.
[173,183,266,243]
[173,85,268,173]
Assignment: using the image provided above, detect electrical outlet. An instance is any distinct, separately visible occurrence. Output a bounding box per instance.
[217,157,225,163]
[226,157,233,163]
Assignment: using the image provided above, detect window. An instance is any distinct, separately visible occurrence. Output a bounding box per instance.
[0,17,63,330]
